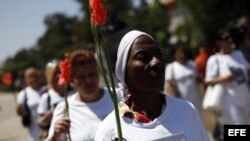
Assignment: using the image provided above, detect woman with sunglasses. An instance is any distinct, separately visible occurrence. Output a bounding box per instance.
[205,28,250,140]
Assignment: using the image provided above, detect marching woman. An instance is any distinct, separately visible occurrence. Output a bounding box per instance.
[205,28,250,141]
[45,49,114,141]
[16,67,41,141]
[165,43,202,114]
[95,30,210,141]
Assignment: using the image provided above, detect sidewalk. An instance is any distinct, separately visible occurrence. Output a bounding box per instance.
[0,92,28,141]
[202,109,216,141]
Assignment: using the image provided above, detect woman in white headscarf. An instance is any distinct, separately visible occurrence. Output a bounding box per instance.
[95,30,210,141]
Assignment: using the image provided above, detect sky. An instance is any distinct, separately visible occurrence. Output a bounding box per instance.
[0,0,81,66]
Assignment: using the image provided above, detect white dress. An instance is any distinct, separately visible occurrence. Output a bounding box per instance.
[205,53,250,124]
[17,86,41,141]
[95,95,210,141]
[45,89,114,141]
[165,60,202,113]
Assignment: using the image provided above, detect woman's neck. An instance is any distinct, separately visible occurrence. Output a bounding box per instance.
[76,88,103,103]
[219,49,231,54]
[177,59,186,64]
[128,91,165,120]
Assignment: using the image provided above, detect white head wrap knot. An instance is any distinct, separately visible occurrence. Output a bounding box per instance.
[115,30,154,85]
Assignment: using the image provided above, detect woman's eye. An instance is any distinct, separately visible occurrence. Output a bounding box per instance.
[137,53,151,63]
[137,54,145,60]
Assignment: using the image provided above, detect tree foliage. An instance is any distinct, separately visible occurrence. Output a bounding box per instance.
[183,0,250,43]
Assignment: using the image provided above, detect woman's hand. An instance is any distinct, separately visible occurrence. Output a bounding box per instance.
[206,75,234,86]
[50,117,71,141]
[37,109,53,128]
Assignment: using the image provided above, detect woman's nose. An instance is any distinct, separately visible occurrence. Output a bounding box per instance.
[150,56,162,65]
[149,57,164,71]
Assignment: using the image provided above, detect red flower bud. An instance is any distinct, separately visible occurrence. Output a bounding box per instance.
[58,59,71,85]
[89,0,107,26]
[2,72,12,85]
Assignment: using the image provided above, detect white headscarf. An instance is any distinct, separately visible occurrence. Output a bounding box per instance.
[115,30,154,85]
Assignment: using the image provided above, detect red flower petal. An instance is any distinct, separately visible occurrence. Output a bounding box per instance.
[89,0,107,26]
[58,59,71,85]
[135,113,151,123]
[2,72,12,85]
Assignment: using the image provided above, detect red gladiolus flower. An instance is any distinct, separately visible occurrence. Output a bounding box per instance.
[58,59,71,85]
[2,72,12,85]
[89,0,107,26]
[135,113,151,123]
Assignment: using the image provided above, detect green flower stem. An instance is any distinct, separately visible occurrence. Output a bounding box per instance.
[102,32,123,141]
[91,24,111,93]
[63,84,72,141]
[91,22,123,141]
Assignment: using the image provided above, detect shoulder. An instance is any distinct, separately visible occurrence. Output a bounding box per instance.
[97,110,116,129]
[207,54,217,63]
[40,92,50,100]
[66,92,77,102]
[165,62,174,73]
[95,111,116,140]
[53,99,66,111]
[18,89,26,96]
[207,54,223,67]
[51,101,65,118]
[17,89,27,104]
[166,95,197,112]
[38,93,50,108]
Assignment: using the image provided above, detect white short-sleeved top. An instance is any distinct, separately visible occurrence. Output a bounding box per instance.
[165,60,200,102]
[17,86,40,117]
[205,53,250,106]
[95,95,210,141]
[17,86,41,140]
[46,89,114,141]
[37,89,65,114]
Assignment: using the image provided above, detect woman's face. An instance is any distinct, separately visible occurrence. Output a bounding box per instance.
[52,67,65,95]
[218,31,233,53]
[25,73,40,89]
[71,63,100,96]
[125,35,165,93]
[174,47,186,62]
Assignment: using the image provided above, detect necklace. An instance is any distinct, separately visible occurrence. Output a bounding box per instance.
[118,93,166,123]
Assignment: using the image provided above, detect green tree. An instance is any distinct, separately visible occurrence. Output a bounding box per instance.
[183,0,250,43]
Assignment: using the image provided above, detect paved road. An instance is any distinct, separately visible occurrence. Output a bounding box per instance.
[0,92,28,141]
